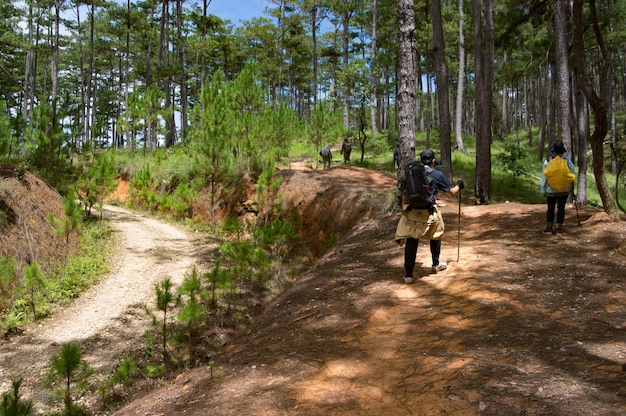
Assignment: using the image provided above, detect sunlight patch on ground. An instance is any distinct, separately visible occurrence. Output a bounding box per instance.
[605,287,626,313]
[297,359,387,406]
[422,272,454,285]
[583,341,626,363]
[466,288,507,302]
[604,302,624,313]
[392,286,426,300]
[316,313,348,327]
[369,307,392,322]
[367,308,415,338]
[447,357,474,369]
[323,359,368,379]
[493,373,607,411]
[436,315,468,330]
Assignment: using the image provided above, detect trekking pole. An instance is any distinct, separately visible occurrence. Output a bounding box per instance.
[457,188,462,262]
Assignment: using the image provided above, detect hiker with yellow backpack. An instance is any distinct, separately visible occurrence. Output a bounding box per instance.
[540,140,576,234]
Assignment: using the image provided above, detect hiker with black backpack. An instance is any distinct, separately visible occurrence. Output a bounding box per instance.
[540,140,576,235]
[340,139,352,166]
[395,149,464,283]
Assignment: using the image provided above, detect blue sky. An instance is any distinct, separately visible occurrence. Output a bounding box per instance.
[207,0,270,25]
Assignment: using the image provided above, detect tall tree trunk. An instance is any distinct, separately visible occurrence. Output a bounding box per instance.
[431,0,452,181]
[555,0,573,151]
[273,0,285,106]
[572,0,619,220]
[396,0,417,174]
[124,0,131,149]
[91,71,98,147]
[146,22,154,149]
[47,0,62,178]
[311,4,318,104]
[22,3,35,121]
[500,54,507,137]
[160,0,176,147]
[573,73,589,204]
[341,8,351,129]
[609,65,617,174]
[524,77,532,146]
[51,0,61,103]
[176,0,187,143]
[607,0,617,175]
[329,27,339,110]
[418,69,424,132]
[76,1,86,148]
[369,0,378,137]
[87,1,95,146]
[548,66,556,148]
[426,73,431,146]
[473,0,494,204]
[200,0,210,93]
[454,0,465,152]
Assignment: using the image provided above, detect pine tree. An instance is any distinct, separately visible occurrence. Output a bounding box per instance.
[47,343,91,416]
[0,377,33,416]
[155,278,175,366]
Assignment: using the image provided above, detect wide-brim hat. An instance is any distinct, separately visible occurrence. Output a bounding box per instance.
[553,140,566,155]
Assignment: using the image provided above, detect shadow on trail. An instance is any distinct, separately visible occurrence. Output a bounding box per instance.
[113,201,626,416]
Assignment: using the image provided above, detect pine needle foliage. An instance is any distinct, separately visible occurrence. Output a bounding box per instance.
[46,343,92,416]
[0,377,33,416]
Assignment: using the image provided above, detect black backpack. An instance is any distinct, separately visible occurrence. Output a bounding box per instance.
[404,161,433,208]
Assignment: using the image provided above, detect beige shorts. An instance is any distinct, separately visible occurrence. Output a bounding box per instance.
[395,205,445,241]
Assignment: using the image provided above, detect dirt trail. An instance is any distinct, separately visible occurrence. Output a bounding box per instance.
[3,164,626,416]
[112,182,626,416]
[0,204,211,413]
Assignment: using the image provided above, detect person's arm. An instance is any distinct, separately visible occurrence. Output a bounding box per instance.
[432,169,463,198]
[567,157,576,175]
[446,182,463,197]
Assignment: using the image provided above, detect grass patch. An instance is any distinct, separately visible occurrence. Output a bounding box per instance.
[50,220,114,302]
[0,218,115,335]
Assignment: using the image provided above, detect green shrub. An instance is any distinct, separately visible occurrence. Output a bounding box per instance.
[146,365,165,379]
[0,377,33,416]
[1,310,24,335]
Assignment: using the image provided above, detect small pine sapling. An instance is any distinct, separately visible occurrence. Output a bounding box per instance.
[155,278,176,367]
[46,343,92,416]
[0,377,33,416]
[22,262,48,321]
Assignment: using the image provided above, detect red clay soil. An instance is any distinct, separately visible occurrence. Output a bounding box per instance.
[0,169,75,278]
[111,164,626,416]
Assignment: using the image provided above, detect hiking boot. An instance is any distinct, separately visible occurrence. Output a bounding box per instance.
[432,262,447,273]
[554,228,563,235]
[543,227,553,234]
[404,276,414,284]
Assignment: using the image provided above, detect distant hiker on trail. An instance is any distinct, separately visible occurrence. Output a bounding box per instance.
[340,139,352,166]
[393,147,399,170]
[540,140,576,235]
[395,149,464,283]
[320,144,332,169]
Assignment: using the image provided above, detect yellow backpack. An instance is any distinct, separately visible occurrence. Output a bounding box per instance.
[544,156,575,192]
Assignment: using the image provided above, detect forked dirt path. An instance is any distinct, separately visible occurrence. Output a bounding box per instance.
[0,204,212,414]
[2,163,626,416]
[113,166,626,416]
